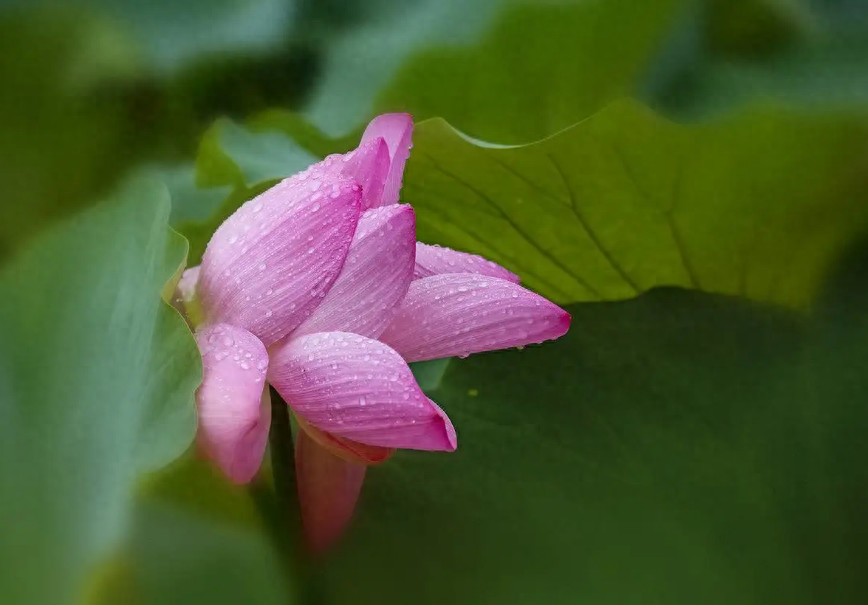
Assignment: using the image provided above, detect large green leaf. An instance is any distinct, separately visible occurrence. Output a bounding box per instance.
[402,100,868,307]
[0,177,200,605]
[320,250,868,603]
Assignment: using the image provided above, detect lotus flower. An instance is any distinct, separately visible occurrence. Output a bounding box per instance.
[176,114,570,554]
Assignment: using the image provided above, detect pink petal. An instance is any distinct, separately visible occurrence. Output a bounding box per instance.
[360,113,413,207]
[296,428,366,555]
[292,205,416,340]
[268,332,457,451]
[414,243,520,283]
[379,274,571,362]
[194,323,271,484]
[198,172,362,346]
[341,137,390,210]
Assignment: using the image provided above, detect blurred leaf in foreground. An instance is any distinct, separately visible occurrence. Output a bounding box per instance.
[0,177,200,605]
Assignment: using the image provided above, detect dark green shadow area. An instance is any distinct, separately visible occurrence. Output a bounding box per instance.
[322,240,868,605]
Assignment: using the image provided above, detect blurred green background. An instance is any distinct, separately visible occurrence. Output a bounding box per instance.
[1,0,867,604]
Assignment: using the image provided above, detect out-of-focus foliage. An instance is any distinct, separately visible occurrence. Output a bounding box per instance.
[657,0,868,114]
[375,0,690,142]
[0,178,200,605]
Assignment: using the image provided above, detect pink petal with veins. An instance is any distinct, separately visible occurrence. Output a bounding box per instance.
[360,113,413,207]
[293,204,416,340]
[198,172,361,346]
[414,243,519,283]
[194,323,271,484]
[268,332,456,451]
[379,274,570,362]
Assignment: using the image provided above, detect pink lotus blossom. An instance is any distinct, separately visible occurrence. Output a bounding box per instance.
[176,114,570,553]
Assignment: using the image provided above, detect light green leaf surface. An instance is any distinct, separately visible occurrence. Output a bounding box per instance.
[0,177,200,605]
[402,100,868,307]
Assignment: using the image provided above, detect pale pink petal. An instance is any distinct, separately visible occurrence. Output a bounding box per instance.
[296,428,366,555]
[379,274,571,362]
[360,113,413,207]
[292,205,416,340]
[342,137,390,210]
[268,332,457,451]
[414,243,520,283]
[194,323,271,484]
[198,172,361,346]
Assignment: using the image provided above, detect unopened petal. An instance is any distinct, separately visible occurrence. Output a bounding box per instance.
[195,323,271,484]
[360,113,413,207]
[414,243,520,283]
[379,274,570,362]
[269,332,457,451]
[198,173,361,346]
[296,428,366,555]
[293,205,416,340]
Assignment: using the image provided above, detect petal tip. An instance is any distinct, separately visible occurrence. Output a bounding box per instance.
[555,307,571,338]
[427,398,458,452]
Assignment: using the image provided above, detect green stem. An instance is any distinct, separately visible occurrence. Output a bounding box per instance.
[252,389,326,605]
[268,386,300,540]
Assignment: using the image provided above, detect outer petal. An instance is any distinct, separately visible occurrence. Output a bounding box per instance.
[341,137,390,210]
[195,324,271,484]
[198,172,362,346]
[292,204,416,340]
[269,332,457,451]
[360,113,413,207]
[414,243,520,283]
[296,428,366,555]
[379,274,571,362]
